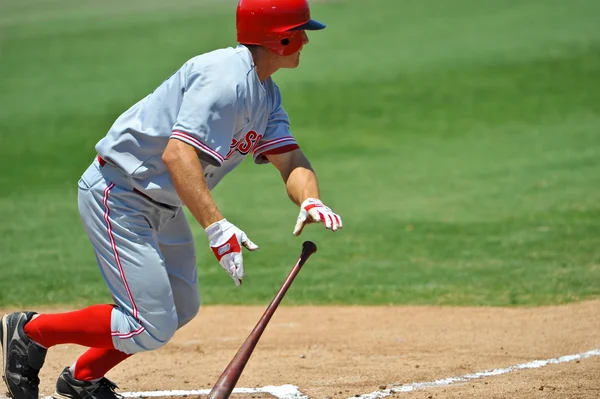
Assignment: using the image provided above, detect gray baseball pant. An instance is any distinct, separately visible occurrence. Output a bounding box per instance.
[77,158,200,354]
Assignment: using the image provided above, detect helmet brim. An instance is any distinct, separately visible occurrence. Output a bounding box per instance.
[288,19,326,31]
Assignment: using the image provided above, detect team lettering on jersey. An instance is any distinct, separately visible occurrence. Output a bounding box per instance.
[226,130,263,159]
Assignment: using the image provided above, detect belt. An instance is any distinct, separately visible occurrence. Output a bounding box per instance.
[97,155,174,209]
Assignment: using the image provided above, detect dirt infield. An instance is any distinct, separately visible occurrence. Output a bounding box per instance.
[2,301,599,399]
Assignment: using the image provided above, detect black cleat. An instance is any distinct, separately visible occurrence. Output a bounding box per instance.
[53,367,122,399]
[1,312,48,399]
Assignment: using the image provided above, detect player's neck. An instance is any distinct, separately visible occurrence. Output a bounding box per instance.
[248,46,280,82]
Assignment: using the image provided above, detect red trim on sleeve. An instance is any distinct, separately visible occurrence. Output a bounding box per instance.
[252,136,296,155]
[260,144,300,156]
[171,130,224,165]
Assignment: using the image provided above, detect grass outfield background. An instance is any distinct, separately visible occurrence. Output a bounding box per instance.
[0,0,599,307]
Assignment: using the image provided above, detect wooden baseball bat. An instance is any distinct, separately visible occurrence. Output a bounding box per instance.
[207,241,318,399]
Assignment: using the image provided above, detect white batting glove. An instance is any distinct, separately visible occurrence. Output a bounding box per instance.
[206,219,259,286]
[293,198,343,236]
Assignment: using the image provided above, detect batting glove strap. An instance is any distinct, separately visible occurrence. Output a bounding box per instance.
[210,233,241,261]
[206,219,259,286]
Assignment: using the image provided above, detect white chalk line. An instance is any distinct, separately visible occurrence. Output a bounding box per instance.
[357,348,600,399]
[0,348,596,399]
[120,385,309,399]
[35,385,308,399]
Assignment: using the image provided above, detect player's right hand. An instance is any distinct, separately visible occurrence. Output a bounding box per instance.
[205,219,259,286]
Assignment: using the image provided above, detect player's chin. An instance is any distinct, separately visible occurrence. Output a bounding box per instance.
[287,53,301,69]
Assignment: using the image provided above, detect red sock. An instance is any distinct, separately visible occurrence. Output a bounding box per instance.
[24,304,115,349]
[74,348,131,381]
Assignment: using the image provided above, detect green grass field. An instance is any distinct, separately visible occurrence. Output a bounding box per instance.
[1,0,599,307]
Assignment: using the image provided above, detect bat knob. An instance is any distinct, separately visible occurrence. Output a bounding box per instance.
[302,241,317,257]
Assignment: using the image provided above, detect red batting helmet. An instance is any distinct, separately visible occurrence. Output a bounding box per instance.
[236,0,326,56]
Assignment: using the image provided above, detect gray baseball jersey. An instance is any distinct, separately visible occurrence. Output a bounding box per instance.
[96,44,298,206]
[79,45,301,354]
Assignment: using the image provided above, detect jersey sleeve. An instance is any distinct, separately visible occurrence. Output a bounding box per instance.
[171,67,240,166]
[252,82,299,165]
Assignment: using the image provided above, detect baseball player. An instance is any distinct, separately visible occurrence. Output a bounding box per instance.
[0,1,341,399]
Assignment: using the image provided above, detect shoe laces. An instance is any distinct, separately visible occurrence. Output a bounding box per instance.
[14,353,41,388]
[21,370,41,387]
[13,313,47,388]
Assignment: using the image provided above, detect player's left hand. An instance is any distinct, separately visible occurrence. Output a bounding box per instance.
[293,198,342,236]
